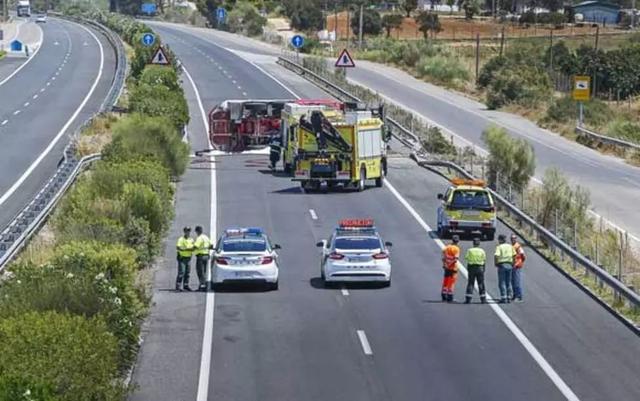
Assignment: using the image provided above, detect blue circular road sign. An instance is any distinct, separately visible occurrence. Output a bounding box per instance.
[216,7,227,21]
[141,33,155,47]
[291,35,304,49]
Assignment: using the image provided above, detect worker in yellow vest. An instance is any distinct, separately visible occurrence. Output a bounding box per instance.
[176,226,195,292]
[194,226,213,292]
[464,237,487,304]
[494,234,515,303]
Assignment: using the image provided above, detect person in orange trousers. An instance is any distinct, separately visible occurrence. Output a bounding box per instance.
[441,235,460,302]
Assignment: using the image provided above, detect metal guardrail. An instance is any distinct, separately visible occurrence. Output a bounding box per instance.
[0,16,126,271]
[278,56,640,315]
[575,125,640,152]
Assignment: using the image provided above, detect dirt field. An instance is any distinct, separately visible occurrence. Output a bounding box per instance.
[326,11,619,41]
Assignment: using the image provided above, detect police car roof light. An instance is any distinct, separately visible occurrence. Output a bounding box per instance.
[339,218,374,228]
[224,227,264,236]
[451,178,486,187]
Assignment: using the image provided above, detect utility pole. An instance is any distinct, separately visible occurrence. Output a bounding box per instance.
[475,33,480,83]
[632,0,637,29]
[334,1,339,41]
[549,29,553,70]
[2,0,8,23]
[358,3,364,50]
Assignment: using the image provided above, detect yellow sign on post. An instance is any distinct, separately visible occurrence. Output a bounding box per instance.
[573,75,591,101]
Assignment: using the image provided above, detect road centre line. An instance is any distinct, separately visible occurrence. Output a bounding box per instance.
[341,288,349,296]
[0,21,103,208]
[356,330,373,355]
[1,120,7,126]
[13,110,20,115]
[384,179,580,401]
[24,102,29,107]
[309,209,318,220]
[33,94,38,99]
[182,65,215,401]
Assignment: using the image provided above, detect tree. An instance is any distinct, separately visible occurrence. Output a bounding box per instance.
[481,125,536,193]
[540,0,563,12]
[400,0,418,17]
[350,8,382,36]
[382,14,404,37]
[282,0,324,31]
[446,0,456,14]
[416,11,442,39]
[461,0,481,20]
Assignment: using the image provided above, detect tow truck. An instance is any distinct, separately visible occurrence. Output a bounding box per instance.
[436,178,497,240]
[281,99,344,174]
[208,99,294,152]
[285,101,389,192]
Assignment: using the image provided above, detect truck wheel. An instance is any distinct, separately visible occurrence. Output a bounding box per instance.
[438,225,449,239]
[358,167,366,192]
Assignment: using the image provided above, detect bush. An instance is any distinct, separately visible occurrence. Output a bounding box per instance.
[478,56,507,89]
[606,118,640,143]
[0,243,146,370]
[138,64,183,92]
[543,96,613,129]
[416,54,469,86]
[281,0,324,31]
[486,64,551,109]
[227,1,267,36]
[104,114,190,177]
[537,167,590,229]
[481,125,536,192]
[129,82,189,131]
[0,312,124,401]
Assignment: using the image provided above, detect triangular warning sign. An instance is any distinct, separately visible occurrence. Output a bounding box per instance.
[335,48,355,68]
[150,47,170,65]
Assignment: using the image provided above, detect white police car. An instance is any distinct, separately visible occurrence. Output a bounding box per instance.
[212,227,280,290]
[317,219,392,287]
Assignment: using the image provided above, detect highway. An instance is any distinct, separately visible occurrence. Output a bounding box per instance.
[0,17,116,230]
[149,23,640,245]
[130,23,640,401]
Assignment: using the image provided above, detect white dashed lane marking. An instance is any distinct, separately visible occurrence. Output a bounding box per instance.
[356,330,373,355]
[1,120,8,126]
[13,110,20,115]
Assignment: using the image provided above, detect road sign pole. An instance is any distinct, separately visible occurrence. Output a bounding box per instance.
[579,101,584,127]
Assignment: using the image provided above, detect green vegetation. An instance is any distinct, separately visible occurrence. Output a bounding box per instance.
[351,8,382,37]
[481,125,536,192]
[0,9,191,399]
[0,50,6,60]
[0,312,124,401]
[195,0,267,34]
[382,14,403,38]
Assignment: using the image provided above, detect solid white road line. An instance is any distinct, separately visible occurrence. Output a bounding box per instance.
[309,209,318,220]
[0,21,103,208]
[183,65,216,401]
[356,330,373,355]
[384,179,580,401]
[341,288,349,296]
[0,22,44,87]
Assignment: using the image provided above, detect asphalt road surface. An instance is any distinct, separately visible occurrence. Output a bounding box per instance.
[129,23,640,401]
[0,17,116,229]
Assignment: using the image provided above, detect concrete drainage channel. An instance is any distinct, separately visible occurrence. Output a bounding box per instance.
[277,56,640,333]
[0,16,126,271]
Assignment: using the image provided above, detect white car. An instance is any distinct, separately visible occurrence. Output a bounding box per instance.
[317,219,392,287]
[35,15,47,23]
[212,227,280,290]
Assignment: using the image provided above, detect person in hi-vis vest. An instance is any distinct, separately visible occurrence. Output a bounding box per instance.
[441,235,460,303]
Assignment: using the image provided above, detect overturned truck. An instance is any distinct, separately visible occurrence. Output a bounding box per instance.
[208,99,294,152]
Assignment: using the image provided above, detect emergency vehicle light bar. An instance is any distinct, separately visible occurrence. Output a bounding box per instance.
[339,219,374,228]
[224,227,264,236]
[451,178,486,187]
